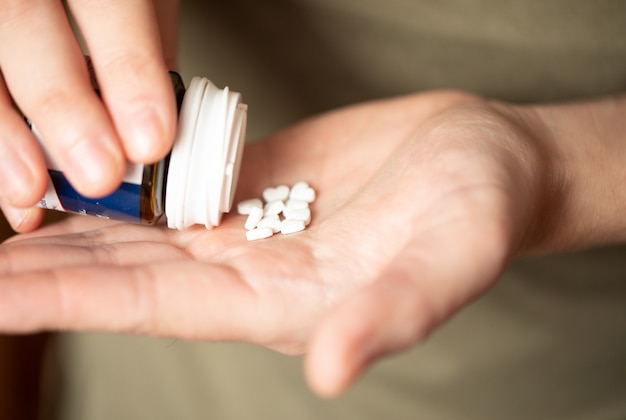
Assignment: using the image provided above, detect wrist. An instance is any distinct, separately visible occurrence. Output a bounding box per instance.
[515,94,626,254]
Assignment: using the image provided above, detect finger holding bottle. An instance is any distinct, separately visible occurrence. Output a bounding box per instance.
[0,73,47,231]
[0,1,176,232]
[68,0,177,164]
[0,1,126,199]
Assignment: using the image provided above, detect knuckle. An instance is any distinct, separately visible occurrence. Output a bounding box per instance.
[23,89,90,147]
[97,49,159,84]
[23,86,95,141]
[28,87,75,118]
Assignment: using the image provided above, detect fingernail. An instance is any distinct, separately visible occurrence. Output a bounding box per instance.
[122,107,166,163]
[0,156,35,205]
[66,138,122,196]
[2,205,31,231]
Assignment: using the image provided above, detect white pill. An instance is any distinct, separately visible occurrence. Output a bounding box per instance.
[289,182,316,202]
[280,219,306,235]
[264,200,286,216]
[284,199,309,211]
[237,198,263,215]
[291,181,309,190]
[282,207,311,225]
[244,206,264,230]
[263,185,290,202]
[257,215,282,233]
[246,227,274,241]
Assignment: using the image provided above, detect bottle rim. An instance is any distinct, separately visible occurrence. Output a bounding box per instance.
[165,77,247,230]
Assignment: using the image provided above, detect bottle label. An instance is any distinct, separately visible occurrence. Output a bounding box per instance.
[41,170,144,222]
[29,121,146,223]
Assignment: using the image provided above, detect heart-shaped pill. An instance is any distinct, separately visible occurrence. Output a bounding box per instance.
[263,185,290,202]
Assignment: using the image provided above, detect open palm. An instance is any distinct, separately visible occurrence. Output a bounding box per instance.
[0,91,544,395]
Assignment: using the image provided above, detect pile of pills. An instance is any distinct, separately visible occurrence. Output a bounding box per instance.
[237,181,316,241]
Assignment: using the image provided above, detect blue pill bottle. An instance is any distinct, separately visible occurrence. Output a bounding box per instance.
[29,72,248,230]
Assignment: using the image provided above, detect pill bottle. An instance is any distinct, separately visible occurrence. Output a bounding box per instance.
[29,72,248,230]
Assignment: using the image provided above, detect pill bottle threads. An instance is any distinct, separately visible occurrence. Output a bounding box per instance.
[27,69,248,229]
[164,77,248,230]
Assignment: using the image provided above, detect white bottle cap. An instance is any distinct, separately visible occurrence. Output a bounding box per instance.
[165,77,248,230]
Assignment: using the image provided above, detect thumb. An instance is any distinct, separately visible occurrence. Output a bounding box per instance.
[305,230,507,397]
[305,276,435,398]
[304,267,443,398]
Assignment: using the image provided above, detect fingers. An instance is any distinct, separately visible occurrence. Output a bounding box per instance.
[0,261,256,340]
[153,0,181,70]
[0,203,45,233]
[68,0,176,163]
[0,1,175,210]
[0,74,47,231]
[0,1,126,197]
[2,214,121,241]
[0,233,185,275]
[0,77,47,206]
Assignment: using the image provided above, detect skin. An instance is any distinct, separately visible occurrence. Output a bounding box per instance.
[1,91,625,397]
[1,0,625,400]
[0,0,179,231]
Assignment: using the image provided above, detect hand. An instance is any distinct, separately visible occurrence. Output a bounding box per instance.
[0,0,179,231]
[0,91,568,396]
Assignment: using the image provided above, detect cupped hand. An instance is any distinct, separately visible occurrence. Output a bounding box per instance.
[0,91,550,396]
[0,0,178,231]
